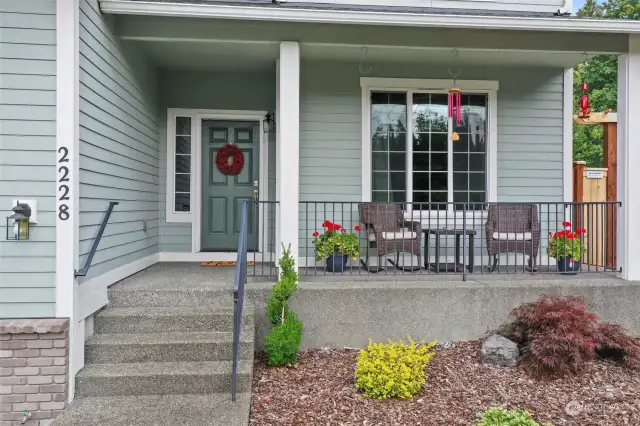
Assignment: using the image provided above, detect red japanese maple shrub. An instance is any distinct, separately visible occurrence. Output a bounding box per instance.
[596,322,640,369]
[499,295,640,377]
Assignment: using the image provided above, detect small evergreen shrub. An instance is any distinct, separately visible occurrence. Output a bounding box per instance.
[355,338,437,399]
[499,294,640,377]
[264,245,303,366]
[264,312,303,365]
[475,408,552,426]
[266,274,297,325]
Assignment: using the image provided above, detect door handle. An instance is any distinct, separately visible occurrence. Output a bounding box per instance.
[253,189,259,201]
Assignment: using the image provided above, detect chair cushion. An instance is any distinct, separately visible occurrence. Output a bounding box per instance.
[492,232,532,241]
[369,229,418,242]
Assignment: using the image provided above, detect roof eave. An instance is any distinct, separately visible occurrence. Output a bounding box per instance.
[99,0,640,34]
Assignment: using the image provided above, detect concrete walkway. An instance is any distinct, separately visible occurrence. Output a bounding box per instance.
[53,394,251,426]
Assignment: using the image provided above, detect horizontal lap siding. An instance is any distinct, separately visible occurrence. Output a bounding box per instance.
[78,0,160,282]
[0,2,56,318]
[298,62,565,258]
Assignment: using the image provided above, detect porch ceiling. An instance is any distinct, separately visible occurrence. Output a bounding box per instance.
[115,15,629,55]
[131,39,599,71]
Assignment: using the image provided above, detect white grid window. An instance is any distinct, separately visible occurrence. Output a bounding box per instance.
[370,91,488,211]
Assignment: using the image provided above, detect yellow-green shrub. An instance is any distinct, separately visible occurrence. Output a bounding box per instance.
[355,338,437,399]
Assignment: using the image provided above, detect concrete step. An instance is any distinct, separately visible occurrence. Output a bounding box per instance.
[52,394,251,426]
[94,306,254,334]
[85,331,254,363]
[75,360,252,397]
[108,287,241,308]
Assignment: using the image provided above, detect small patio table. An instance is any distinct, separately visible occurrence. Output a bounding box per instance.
[423,228,477,273]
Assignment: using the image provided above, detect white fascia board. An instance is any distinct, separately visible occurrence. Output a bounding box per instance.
[100,1,640,34]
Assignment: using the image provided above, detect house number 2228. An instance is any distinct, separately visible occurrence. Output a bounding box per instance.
[57,147,70,221]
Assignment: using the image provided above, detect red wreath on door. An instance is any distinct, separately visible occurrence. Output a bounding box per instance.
[215,144,245,175]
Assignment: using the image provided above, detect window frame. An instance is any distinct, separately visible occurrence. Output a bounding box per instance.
[166,109,196,223]
[361,77,499,217]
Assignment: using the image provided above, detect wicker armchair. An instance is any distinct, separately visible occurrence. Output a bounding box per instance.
[359,203,422,272]
[485,204,541,272]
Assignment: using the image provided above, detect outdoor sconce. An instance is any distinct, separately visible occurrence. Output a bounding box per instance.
[6,203,31,241]
[264,112,276,133]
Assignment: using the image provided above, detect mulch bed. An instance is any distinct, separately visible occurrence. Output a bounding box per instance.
[249,341,640,426]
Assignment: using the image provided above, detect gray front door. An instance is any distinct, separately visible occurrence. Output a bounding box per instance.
[201,120,259,251]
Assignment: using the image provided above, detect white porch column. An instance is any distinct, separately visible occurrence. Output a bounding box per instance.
[276,42,300,269]
[617,34,640,281]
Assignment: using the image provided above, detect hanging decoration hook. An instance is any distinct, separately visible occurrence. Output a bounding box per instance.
[359,46,372,75]
[448,49,461,82]
[582,51,589,62]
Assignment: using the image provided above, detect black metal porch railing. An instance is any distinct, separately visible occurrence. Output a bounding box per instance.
[299,201,621,278]
[231,200,248,402]
[245,200,279,277]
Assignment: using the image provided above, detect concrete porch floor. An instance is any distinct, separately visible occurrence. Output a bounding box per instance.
[110,261,620,290]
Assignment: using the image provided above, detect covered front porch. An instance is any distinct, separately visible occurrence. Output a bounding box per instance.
[104,13,633,279]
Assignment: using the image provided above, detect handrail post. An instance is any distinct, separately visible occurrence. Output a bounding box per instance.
[232,200,248,402]
[74,201,119,277]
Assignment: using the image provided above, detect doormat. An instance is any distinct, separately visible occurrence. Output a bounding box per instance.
[200,261,256,267]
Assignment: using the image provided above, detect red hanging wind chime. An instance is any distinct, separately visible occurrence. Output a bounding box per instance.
[448,50,462,141]
[578,52,591,118]
[579,80,591,118]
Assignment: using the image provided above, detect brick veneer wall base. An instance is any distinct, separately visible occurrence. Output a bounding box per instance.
[0,319,69,426]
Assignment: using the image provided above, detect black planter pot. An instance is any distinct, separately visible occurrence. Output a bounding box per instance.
[557,257,580,275]
[326,255,348,273]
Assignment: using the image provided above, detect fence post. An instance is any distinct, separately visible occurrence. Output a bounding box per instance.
[572,161,585,231]
[603,123,617,270]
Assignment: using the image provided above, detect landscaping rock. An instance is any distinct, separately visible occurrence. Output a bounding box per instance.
[481,334,519,367]
[436,341,454,349]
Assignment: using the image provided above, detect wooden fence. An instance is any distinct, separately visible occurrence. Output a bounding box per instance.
[572,161,615,269]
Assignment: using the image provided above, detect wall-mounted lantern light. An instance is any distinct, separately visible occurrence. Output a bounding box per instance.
[264,112,276,133]
[6,203,31,241]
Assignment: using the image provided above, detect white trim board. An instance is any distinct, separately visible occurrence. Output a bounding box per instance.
[100,1,640,34]
[56,0,80,402]
[165,108,269,254]
[360,77,499,211]
[563,68,574,204]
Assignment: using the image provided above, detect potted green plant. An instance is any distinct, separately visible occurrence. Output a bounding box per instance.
[547,221,587,275]
[312,220,360,273]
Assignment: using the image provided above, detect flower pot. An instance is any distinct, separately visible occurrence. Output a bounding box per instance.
[326,255,348,273]
[556,257,580,275]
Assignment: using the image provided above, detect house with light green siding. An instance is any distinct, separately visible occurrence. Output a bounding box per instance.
[3,0,640,422]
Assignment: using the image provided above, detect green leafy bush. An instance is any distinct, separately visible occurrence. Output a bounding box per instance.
[475,408,553,426]
[355,338,436,399]
[264,312,303,366]
[265,245,303,366]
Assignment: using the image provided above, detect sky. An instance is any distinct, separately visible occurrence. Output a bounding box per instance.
[573,0,602,13]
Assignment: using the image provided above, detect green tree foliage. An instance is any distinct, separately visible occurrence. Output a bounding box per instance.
[264,245,303,366]
[572,0,639,166]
